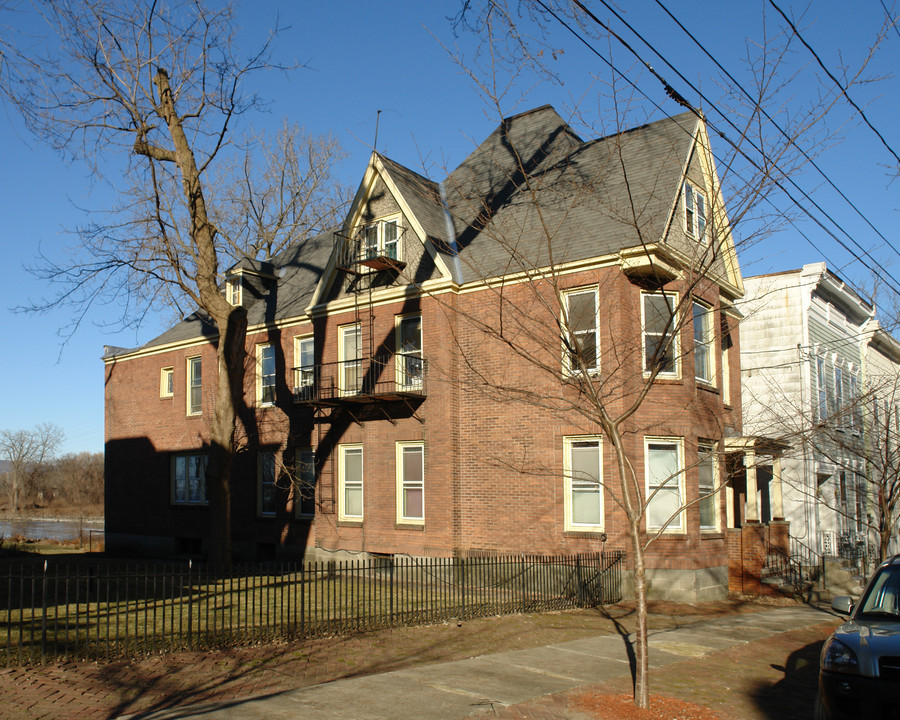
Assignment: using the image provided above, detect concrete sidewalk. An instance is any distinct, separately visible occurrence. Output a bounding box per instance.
[122,605,834,720]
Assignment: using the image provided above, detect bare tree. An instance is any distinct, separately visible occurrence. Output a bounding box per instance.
[0,424,64,514]
[46,452,105,509]
[1,1,347,563]
[441,0,891,708]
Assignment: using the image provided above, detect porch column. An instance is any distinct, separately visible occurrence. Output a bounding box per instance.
[726,484,734,528]
[771,455,785,521]
[745,449,760,523]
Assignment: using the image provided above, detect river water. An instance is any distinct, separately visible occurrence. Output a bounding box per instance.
[0,518,104,542]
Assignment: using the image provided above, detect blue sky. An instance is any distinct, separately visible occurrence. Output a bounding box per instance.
[2,0,899,455]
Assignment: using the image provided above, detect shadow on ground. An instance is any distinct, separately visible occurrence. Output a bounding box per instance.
[749,637,825,720]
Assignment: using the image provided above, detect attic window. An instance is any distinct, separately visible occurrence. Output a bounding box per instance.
[684,183,707,243]
[227,277,242,306]
[362,217,400,262]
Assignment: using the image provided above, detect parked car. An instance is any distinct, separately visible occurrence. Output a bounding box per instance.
[817,555,900,719]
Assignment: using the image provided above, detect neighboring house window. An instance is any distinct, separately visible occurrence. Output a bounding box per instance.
[834,365,844,420]
[396,442,425,523]
[294,335,315,397]
[257,344,276,406]
[720,312,733,405]
[258,451,277,517]
[563,436,603,532]
[697,443,718,531]
[338,445,363,520]
[642,292,678,377]
[187,356,202,415]
[172,453,207,505]
[562,288,599,374]
[849,374,861,433]
[160,367,174,398]
[295,449,316,518]
[362,217,400,260]
[645,438,684,532]
[693,301,714,384]
[396,315,423,389]
[339,324,362,395]
[816,356,828,421]
[684,182,707,242]
[227,277,242,306]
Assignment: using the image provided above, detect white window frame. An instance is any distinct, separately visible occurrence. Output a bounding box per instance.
[160,367,174,398]
[721,312,733,405]
[361,214,401,261]
[684,182,707,243]
[294,449,316,518]
[257,343,276,407]
[226,276,242,306]
[563,436,604,532]
[187,356,202,416]
[834,364,844,425]
[692,300,714,385]
[849,373,861,434]
[697,442,719,532]
[171,453,207,506]
[258,451,278,517]
[396,441,425,524]
[395,314,424,390]
[816,355,828,421]
[338,444,364,521]
[562,287,599,375]
[339,323,362,396]
[294,335,315,394]
[645,437,685,533]
[641,292,679,378]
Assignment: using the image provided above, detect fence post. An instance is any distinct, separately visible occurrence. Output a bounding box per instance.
[41,560,47,665]
[187,559,193,651]
[575,555,584,607]
[389,557,395,626]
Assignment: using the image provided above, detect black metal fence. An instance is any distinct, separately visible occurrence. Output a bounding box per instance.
[0,551,623,666]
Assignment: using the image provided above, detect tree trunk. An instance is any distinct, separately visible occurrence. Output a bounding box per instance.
[630,518,650,708]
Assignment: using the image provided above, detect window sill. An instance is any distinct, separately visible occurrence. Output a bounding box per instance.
[696,381,719,394]
[395,522,425,531]
[563,530,606,539]
[700,530,724,539]
[337,520,363,528]
[644,374,682,384]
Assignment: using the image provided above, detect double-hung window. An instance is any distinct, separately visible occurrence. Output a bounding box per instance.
[396,315,423,389]
[363,217,400,261]
[258,344,276,406]
[642,293,678,377]
[258,452,277,517]
[849,374,861,433]
[645,438,684,532]
[339,324,362,395]
[697,443,718,531]
[295,449,316,518]
[816,356,828,421]
[187,356,202,415]
[397,442,425,523]
[563,437,603,532]
[684,182,707,242]
[562,288,599,374]
[834,365,844,422]
[693,301,714,384]
[226,277,242,306]
[339,444,363,520]
[294,336,315,395]
[160,367,174,398]
[172,453,207,505]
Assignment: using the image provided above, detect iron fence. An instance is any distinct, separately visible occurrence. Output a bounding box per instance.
[0,551,623,666]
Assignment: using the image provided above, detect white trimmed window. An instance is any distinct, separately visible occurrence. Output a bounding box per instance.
[642,292,678,377]
[396,442,425,523]
[692,301,714,384]
[562,288,599,374]
[294,336,315,394]
[338,444,363,521]
[817,356,828,421]
[295,449,316,518]
[697,443,718,531]
[227,277,242,306]
[187,356,202,416]
[257,344,276,406]
[849,374,861,433]
[834,365,844,419]
[721,313,733,405]
[645,438,684,532]
[258,451,277,517]
[339,324,362,395]
[396,315,423,389]
[172,453,207,505]
[684,182,707,242]
[160,367,174,398]
[362,216,400,260]
[564,436,604,532]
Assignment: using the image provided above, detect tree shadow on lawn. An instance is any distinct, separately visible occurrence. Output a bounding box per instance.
[749,637,825,720]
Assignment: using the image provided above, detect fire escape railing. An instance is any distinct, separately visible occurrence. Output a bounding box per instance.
[293,353,426,404]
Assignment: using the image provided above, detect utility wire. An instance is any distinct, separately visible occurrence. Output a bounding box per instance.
[653,0,900,264]
[768,0,900,167]
[538,0,900,298]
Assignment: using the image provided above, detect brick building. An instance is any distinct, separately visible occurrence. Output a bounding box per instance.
[104,106,750,600]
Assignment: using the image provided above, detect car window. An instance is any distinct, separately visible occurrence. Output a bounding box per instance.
[858,565,900,618]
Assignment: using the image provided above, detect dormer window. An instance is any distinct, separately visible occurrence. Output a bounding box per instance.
[684,182,707,243]
[227,277,242,306]
[362,217,400,261]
